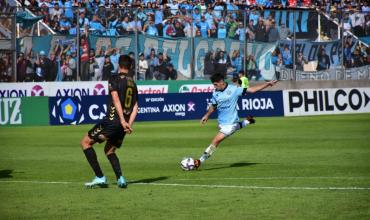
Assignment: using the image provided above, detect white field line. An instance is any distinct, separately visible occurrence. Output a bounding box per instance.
[175,176,370,181]
[0,180,370,191]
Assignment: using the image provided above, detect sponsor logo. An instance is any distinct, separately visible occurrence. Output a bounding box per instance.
[31,85,44,96]
[55,88,90,97]
[238,98,274,110]
[0,98,22,125]
[93,83,106,96]
[0,89,27,98]
[138,85,168,94]
[187,101,195,111]
[179,84,214,93]
[286,88,370,114]
[51,97,84,124]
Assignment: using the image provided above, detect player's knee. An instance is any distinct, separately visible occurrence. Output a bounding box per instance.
[80,135,93,149]
[104,146,116,155]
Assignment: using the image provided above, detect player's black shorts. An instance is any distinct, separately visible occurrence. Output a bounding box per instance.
[88,118,126,148]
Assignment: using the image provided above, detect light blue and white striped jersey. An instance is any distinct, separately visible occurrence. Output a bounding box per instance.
[211,83,244,125]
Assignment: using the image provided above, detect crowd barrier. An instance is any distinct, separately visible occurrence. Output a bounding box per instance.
[1,82,369,126]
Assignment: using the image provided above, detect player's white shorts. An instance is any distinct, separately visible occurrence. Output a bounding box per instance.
[218,122,242,137]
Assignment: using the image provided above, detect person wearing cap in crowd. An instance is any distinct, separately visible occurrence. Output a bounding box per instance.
[165,63,177,80]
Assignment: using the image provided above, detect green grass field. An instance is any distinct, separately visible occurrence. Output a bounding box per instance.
[1,114,370,219]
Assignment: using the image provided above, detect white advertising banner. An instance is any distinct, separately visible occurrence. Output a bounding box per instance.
[179,84,214,93]
[0,81,109,97]
[137,85,169,94]
[283,88,370,116]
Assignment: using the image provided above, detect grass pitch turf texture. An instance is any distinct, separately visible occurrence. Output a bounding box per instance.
[0,114,370,219]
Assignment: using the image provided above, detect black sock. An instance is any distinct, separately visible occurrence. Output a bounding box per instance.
[83,148,104,178]
[107,153,122,179]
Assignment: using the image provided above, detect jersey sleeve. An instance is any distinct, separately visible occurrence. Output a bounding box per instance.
[108,76,119,93]
[211,93,217,107]
[236,86,244,96]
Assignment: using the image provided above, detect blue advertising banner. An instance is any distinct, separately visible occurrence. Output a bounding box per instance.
[48,91,284,125]
[49,96,108,125]
[137,91,284,121]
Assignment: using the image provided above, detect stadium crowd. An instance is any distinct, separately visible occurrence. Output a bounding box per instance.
[6,0,370,81]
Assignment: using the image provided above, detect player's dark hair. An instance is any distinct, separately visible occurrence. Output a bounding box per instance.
[210,73,225,83]
[118,55,132,70]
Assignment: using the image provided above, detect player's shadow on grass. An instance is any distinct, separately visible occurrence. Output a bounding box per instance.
[0,170,13,178]
[203,162,258,171]
[128,176,168,184]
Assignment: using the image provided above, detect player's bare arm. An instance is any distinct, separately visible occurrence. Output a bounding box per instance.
[126,102,139,134]
[201,105,215,124]
[247,80,278,93]
[111,90,132,132]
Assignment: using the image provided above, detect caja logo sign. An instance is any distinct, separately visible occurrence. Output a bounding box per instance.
[284,88,370,116]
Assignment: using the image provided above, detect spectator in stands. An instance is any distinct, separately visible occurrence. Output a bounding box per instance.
[174,21,185,37]
[246,54,262,80]
[88,49,98,81]
[0,54,12,82]
[34,50,51,82]
[350,8,366,37]
[231,50,244,73]
[353,46,365,67]
[295,52,308,71]
[146,48,159,80]
[50,3,63,20]
[128,52,136,78]
[227,16,238,39]
[102,55,114,80]
[267,20,280,42]
[165,63,177,80]
[235,22,246,41]
[59,15,71,35]
[138,52,148,80]
[279,23,292,40]
[17,52,31,82]
[344,42,353,68]
[282,46,293,68]
[271,48,282,80]
[255,18,267,42]
[154,52,170,80]
[204,51,215,79]
[90,15,106,35]
[316,48,330,70]
[143,17,159,36]
[63,52,75,81]
[197,16,211,38]
[217,22,227,39]
[79,36,90,81]
[215,50,231,77]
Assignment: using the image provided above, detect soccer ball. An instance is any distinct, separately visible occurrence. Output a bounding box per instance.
[180,157,195,171]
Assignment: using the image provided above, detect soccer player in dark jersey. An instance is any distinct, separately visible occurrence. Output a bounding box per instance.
[80,55,138,188]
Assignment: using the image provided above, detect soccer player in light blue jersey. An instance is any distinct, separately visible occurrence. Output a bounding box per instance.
[194,73,277,169]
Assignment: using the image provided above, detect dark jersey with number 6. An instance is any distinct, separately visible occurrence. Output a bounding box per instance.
[107,75,138,122]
